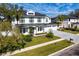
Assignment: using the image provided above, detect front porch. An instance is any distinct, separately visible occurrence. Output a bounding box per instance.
[19,26,45,35]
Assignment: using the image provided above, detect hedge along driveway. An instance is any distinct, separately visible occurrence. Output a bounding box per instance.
[15,40,73,56]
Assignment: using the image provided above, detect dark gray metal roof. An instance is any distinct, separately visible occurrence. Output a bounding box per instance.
[22,12,46,18]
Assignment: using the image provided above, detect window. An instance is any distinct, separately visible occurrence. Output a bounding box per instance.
[46,19,48,22]
[20,19,25,23]
[38,27,43,31]
[38,19,41,22]
[22,28,26,33]
[20,28,28,33]
[37,18,41,22]
[29,17,34,23]
[28,13,33,15]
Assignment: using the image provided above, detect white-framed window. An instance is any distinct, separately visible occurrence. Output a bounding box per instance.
[29,17,34,23]
[46,19,48,22]
[20,18,25,23]
[28,13,34,15]
[37,18,41,22]
[38,27,43,31]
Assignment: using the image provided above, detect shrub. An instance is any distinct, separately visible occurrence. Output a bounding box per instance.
[21,35,32,42]
[46,32,54,38]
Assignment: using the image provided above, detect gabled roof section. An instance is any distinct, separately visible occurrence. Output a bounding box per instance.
[69,15,79,19]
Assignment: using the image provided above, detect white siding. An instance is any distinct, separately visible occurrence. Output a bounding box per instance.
[12,16,51,25]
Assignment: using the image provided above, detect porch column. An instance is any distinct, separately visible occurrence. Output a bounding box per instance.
[43,26,44,32]
[36,27,38,34]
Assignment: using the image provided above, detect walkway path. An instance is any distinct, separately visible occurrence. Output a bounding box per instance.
[1,39,64,56]
[52,30,79,43]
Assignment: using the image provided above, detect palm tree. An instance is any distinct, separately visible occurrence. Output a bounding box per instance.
[0,3,13,22]
[12,4,24,25]
[0,3,24,24]
[56,15,69,27]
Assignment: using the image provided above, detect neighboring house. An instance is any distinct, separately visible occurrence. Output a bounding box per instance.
[51,17,57,23]
[72,22,79,28]
[12,11,53,35]
[62,16,79,28]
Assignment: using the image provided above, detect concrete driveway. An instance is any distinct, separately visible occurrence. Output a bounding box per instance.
[52,30,79,43]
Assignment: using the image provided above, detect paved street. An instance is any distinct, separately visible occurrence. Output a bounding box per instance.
[52,30,79,43]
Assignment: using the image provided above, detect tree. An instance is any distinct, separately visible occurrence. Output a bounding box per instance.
[0,3,13,22]
[0,4,26,53]
[0,20,12,37]
[12,4,24,24]
[0,4,24,24]
[56,15,69,27]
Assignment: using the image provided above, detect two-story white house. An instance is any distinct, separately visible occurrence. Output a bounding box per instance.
[62,16,79,28]
[12,11,53,35]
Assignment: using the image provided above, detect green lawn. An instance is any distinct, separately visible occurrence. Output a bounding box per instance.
[58,29,79,34]
[15,40,73,56]
[24,36,60,47]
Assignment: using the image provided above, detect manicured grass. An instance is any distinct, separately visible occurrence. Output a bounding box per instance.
[24,36,60,47]
[58,29,79,34]
[15,40,73,56]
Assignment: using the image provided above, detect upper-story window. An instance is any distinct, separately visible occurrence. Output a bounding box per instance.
[46,19,48,22]
[29,17,34,23]
[37,18,41,22]
[20,18,25,23]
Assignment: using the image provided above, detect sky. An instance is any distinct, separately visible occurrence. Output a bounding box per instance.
[18,3,79,17]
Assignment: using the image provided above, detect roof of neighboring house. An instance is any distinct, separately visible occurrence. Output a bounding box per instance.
[63,16,79,21]
[51,17,56,23]
[69,16,79,19]
[73,22,79,24]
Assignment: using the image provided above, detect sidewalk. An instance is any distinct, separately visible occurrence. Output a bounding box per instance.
[1,39,64,56]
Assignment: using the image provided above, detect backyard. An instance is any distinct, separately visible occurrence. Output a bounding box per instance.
[15,40,73,56]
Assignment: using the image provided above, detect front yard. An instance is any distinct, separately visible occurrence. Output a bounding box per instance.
[24,36,60,47]
[15,40,73,56]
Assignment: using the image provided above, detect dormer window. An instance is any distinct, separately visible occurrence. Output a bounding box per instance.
[27,11,35,16]
[28,13,34,15]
